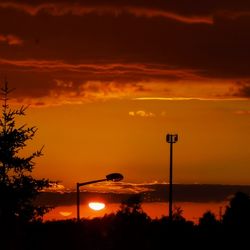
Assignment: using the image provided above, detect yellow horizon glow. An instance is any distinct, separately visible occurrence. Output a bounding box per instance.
[59,211,72,217]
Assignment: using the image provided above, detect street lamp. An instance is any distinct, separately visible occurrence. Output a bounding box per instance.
[76,173,124,222]
[166,134,178,222]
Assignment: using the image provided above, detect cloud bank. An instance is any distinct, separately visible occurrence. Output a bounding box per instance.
[0,0,250,104]
[37,183,250,206]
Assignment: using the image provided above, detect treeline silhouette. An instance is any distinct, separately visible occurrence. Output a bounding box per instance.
[1,191,250,250]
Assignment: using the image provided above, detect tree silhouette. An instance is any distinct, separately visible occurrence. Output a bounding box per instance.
[0,81,51,223]
[223,192,250,227]
[116,194,150,223]
[118,194,146,215]
[172,206,185,222]
[199,211,218,228]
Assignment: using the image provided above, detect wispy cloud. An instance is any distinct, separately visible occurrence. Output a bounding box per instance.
[0,34,23,45]
[79,181,157,194]
[43,183,66,193]
[47,80,148,104]
[0,58,199,79]
[133,97,246,101]
[129,7,213,24]
[134,97,201,101]
[235,110,250,115]
[0,2,213,24]
[129,110,155,117]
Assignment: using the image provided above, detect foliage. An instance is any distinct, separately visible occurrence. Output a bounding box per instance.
[172,206,185,222]
[0,81,50,223]
[118,194,147,216]
[116,194,150,223]
[223,191,250,227]
[118,194,144,214]
[199,210,218,228]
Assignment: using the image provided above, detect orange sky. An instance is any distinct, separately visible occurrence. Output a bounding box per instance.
[1,0,250,188]
[21,98,250,188]
[44,202,226,224]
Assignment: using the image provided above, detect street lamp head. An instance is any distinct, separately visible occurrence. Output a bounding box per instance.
[166,134,178,143]
[106,173,124,182]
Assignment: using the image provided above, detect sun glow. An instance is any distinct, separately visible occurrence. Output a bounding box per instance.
[88,202,106,211]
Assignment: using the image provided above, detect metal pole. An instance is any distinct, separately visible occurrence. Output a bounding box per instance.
[169,140,173,222]
[167,134,178,222]
[77,183,80,222]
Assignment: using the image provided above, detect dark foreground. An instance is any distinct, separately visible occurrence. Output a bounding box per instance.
[1,192,250,250]
[1,216,250,250]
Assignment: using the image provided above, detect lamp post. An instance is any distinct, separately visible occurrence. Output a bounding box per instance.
[76,173,123,222]
[166,134,178,222]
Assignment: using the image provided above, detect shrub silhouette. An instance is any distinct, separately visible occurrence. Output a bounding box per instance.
[116,194,150,222]
[199,211,218,228]
[223,191,250,227]
[172,206,185,222]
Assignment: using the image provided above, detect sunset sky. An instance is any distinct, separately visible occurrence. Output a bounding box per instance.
[1,0,250,188]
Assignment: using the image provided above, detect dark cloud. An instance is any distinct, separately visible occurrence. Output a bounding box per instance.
[2,1,250,17]
[0,59,197,102]
[37,184,250,206]
[0,1,250,101]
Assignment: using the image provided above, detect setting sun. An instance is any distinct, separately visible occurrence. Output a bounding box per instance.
[88,202,106,211]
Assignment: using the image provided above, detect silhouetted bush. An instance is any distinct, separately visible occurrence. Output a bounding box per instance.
[199,211,219,228]
[223,192,250,227]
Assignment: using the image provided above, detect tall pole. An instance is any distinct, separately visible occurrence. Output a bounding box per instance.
[169,140,173,222]
[166,134,178,222]
[76,183,80,222]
